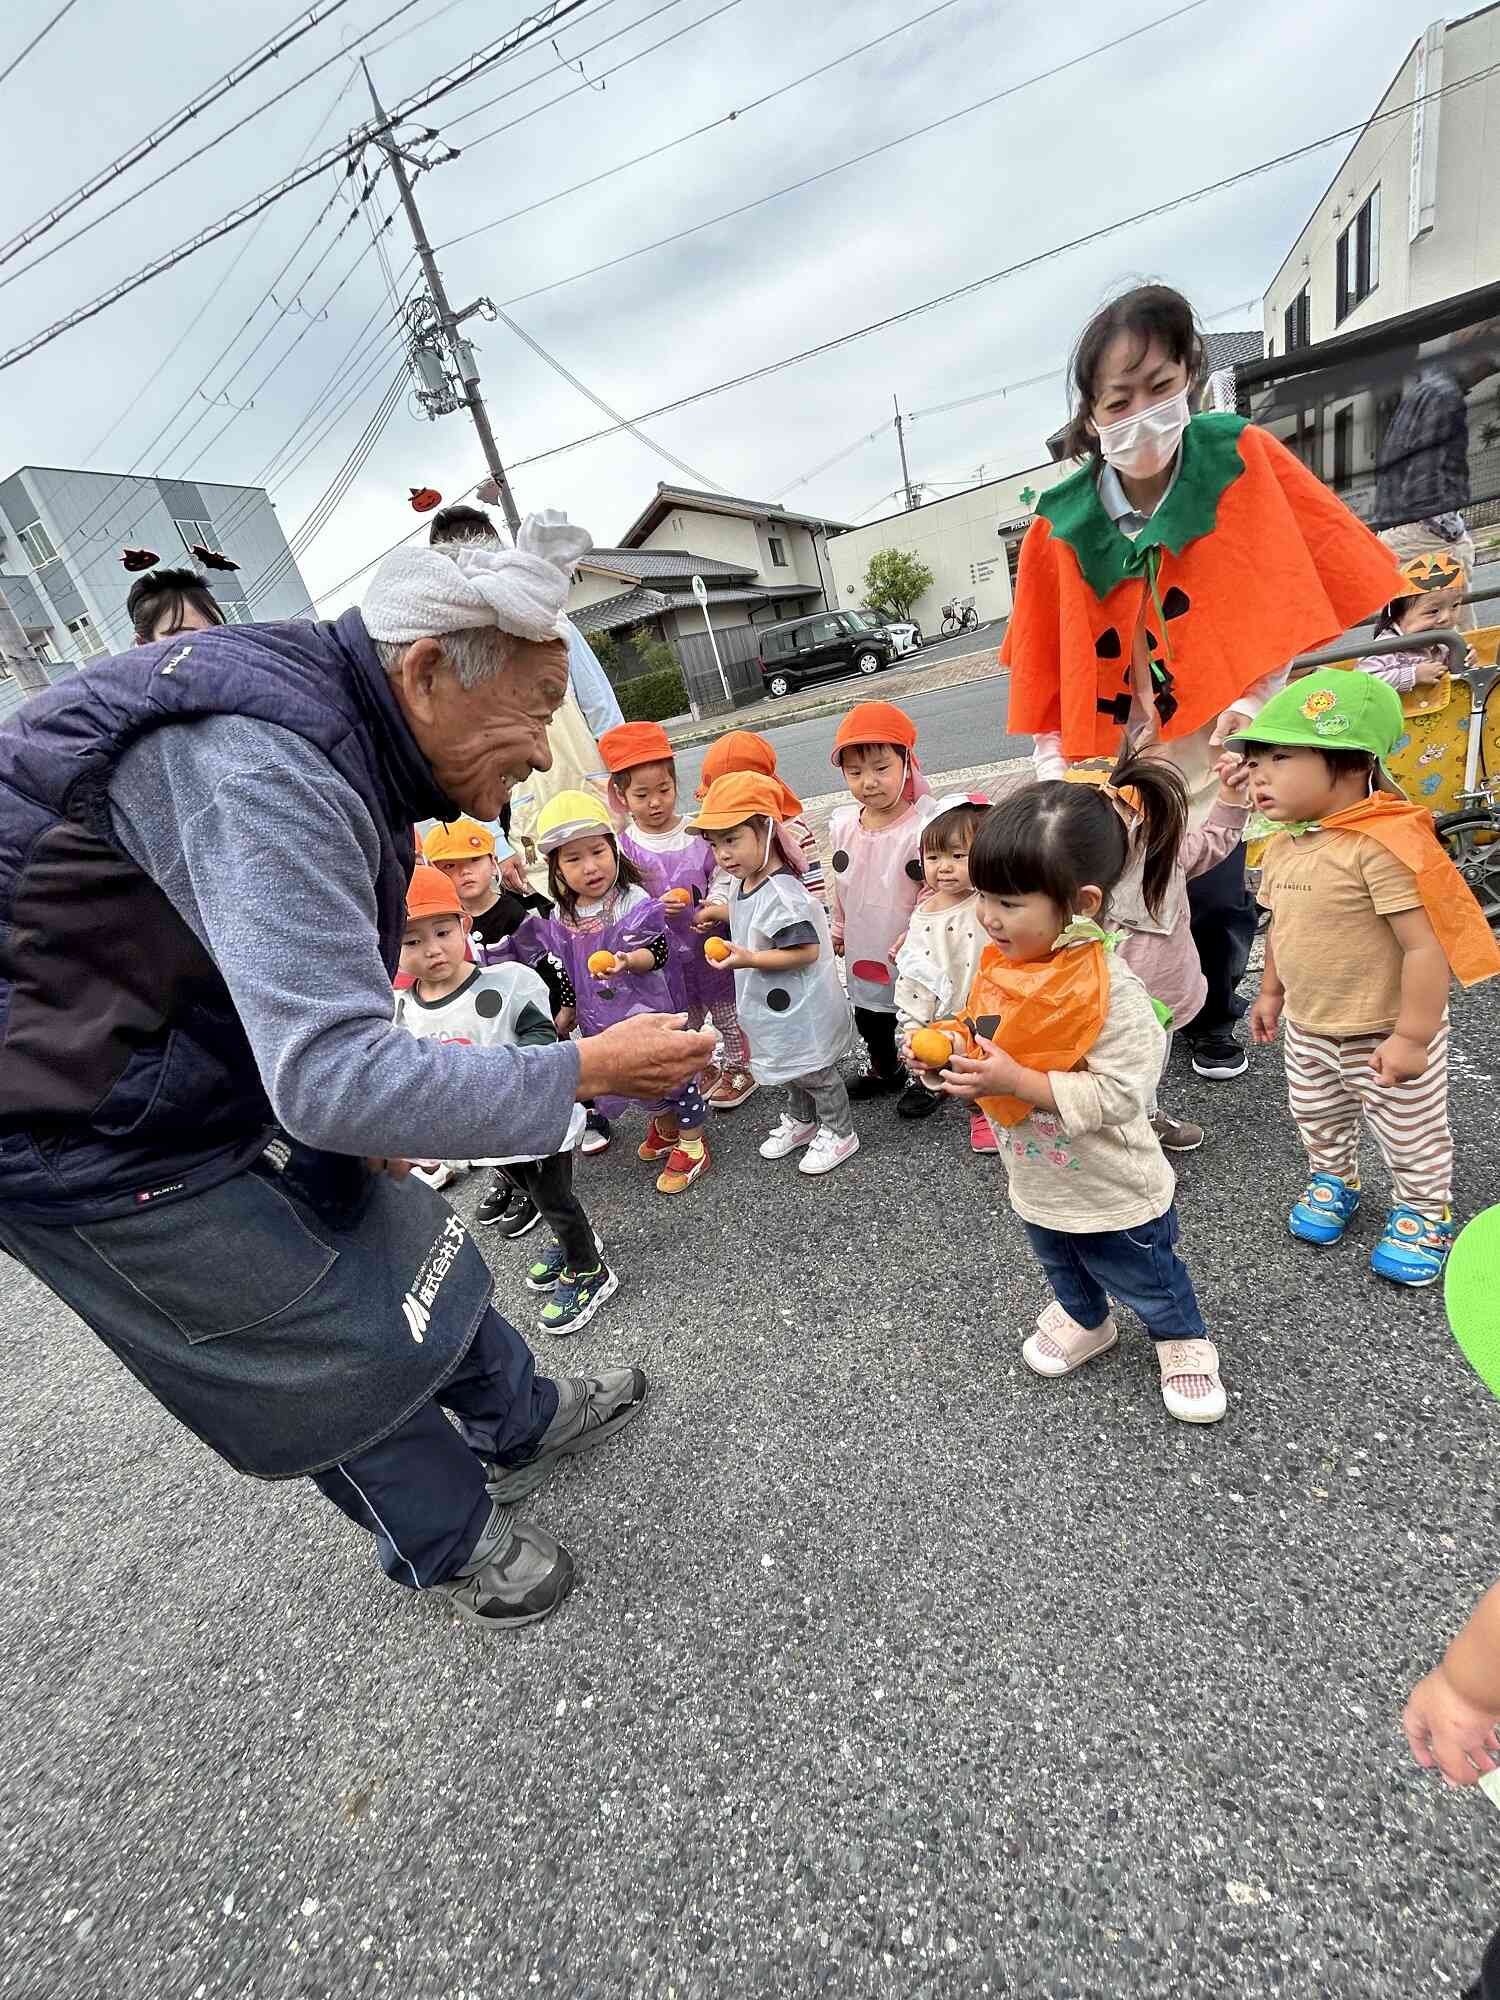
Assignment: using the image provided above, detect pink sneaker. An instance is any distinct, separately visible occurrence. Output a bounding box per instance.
[1021,1300,1118,1378]
[969,1111,998,1154]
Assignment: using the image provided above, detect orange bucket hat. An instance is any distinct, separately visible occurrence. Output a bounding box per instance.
[696,729,803,816]
[405,867,465,921]
[831,699,918,765]
[422,815,496,862]
[598,720,674,775]
[688,772,807,875]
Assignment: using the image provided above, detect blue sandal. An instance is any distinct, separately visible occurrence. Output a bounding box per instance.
[1369,1205,1453,1288]
[1288,1172,1360,1245]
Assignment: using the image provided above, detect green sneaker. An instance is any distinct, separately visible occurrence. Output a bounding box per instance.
[525,1242,569,1293]
[539,1263,619,1335]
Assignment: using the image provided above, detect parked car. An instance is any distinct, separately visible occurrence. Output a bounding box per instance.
[877,614,923,656]
[756,609,900,699]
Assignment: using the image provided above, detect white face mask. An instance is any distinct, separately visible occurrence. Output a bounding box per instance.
[1094,390,1191,479]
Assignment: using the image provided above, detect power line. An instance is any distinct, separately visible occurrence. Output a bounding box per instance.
[444,0,697,134]
[493,305,724,488]
[0,0,446,293]
[0,0,82,90]
[0,0,601,373]
[492,0,1214,312]
[438,0,971,251]
[0,0,361,270]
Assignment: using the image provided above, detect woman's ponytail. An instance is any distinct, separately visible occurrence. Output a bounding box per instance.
[1111,756,1188,924]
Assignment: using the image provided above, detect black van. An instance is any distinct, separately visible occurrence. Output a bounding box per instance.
[756,609,899,699]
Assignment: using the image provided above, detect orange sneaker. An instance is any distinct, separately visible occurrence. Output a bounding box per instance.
[637,1118,676,1162]
[656,1140,709,1194]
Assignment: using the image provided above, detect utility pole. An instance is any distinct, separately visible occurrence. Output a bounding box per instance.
[893,394,915,511]
[364,61,522,538]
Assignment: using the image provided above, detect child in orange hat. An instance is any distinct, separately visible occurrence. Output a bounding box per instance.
[394,868,616,1335]
[694,730,825,903]
[690,773,858,1176]
[827,700,940,1100]
[597,720,757,1111]
[422,815,551,962]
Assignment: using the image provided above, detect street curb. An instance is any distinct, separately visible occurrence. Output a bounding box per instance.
[666,662,1006,750]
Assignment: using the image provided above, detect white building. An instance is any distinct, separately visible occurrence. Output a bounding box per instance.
[0,464,312,721]
[1263,5,1500,352]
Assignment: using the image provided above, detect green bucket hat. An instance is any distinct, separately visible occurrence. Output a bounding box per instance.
[1228,668,1403,759]
[1445,1206,1500,1398]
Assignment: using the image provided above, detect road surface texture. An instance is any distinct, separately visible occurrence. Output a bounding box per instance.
[3,755,1499,2000]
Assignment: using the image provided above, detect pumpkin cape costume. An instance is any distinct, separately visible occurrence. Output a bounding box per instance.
[1003,414,1408,761]
[934,930,1113,1128]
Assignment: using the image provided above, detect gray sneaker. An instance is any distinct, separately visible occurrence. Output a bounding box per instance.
[428,1509,575,1631]
[486,1365,648,1501]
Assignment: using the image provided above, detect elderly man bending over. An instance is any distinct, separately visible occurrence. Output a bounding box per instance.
[0,511,713,1633]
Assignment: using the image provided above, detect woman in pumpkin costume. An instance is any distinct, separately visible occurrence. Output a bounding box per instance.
[1004,285,1407,1082]
[906,769,1226,1426]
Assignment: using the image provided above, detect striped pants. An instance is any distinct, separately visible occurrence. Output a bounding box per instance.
[1283,1016,1453,1219]
[690,995,751,1072]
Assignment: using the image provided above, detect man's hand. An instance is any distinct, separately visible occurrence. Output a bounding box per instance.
[498,854,530,892]
[574,1013,717,1103]
[1369,1032,1429,1086]
[1249,988,1284,1045]
[1403,1663,1500,1787]
[366,1156,414,1179]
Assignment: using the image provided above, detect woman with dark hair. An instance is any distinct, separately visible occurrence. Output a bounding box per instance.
[126,567,226,645]
[1003,283,1408,1081]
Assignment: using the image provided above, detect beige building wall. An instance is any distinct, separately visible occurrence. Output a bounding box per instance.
[825,459,1077,630]
[1263,7,1500,349]
[569,567,638,612]
[640,508,763,573]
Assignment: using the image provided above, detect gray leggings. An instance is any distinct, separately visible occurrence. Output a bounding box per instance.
[786,1065,854,1138]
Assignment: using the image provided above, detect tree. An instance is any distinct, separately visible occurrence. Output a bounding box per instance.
[862,547,934,623]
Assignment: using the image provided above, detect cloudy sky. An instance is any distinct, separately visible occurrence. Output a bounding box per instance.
[0,0,1457,614]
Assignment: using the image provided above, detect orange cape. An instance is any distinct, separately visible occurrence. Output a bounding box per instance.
[936,940,1109,1128]
[1003,417,1406,761]
[1317,796,1500,988]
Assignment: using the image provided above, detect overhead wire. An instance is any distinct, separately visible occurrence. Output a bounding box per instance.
[0,0,83,91]
[492,305,724,489]
[0,0,602,371]
[490,0,1213,312]
[0,0,361,269]
[443,0,702,135]
[438,0,971,251]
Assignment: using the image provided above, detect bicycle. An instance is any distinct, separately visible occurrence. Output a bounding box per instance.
[939,595,979,639]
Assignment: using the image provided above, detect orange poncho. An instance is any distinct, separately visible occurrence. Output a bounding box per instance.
[1318,796,1500,988]
[936,939,1110,1128]
[1004,416,1407,761]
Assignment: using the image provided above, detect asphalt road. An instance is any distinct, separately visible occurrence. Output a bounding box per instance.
[676,669,1024,802]
[4,935,1500,1995]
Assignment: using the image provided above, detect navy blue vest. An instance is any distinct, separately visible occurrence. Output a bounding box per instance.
[0,612,452,1222]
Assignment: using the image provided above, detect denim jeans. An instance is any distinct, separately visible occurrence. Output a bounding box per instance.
[1022,1206,1206,1341]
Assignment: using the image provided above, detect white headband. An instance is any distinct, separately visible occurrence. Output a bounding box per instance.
[362,508,592,645]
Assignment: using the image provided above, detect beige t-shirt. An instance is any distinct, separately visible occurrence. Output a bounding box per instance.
[995,956,1176,1233]
[1257,829,1424,1035]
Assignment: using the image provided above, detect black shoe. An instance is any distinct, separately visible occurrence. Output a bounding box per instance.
[496,1194,543,1239]
[896,1079,943,1120]
[485,1365,649,1501]
[429,1516,575,1631]
[476,1174,520,1228]
[1189,1031,1248,1081]
[847,1070,900,1101]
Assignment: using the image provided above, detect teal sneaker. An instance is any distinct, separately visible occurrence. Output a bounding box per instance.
[1288,1172,1360,1245]
[539,1263,619,1335]
[525,1243,569,1293]
[1370,1205,1453,1288]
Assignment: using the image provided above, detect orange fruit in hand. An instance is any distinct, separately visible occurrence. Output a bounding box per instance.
[909,1027,952,1068]
[663,887,692,909]
[587,949,618,976]
[704,937,732,963]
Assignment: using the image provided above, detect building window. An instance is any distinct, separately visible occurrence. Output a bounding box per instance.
[66,613,106,660]
[767,534,788,569]
[175,517,221,555]
[17,519,58,568]
[1332,405,1355,487]
[1283,284,1311,355]
[1336,187,1380,324]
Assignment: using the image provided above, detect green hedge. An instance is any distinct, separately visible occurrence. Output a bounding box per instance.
[615,663,688,723]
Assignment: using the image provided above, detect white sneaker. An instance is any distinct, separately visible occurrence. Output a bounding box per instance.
[798,1128,860,1176]
[411,1161,458,1190]
[759,1114,817,1160]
